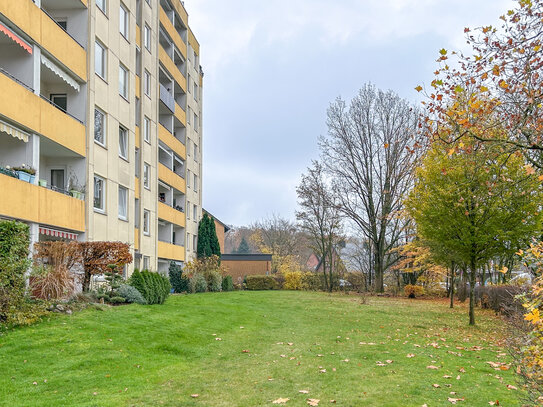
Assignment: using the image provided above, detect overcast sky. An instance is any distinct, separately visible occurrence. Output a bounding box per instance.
[184,0,512,226]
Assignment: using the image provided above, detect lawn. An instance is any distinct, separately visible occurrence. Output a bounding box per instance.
[0,291,523,406]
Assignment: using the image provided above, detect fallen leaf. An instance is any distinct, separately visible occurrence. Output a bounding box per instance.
[433,384,441,388]
[319,369,327,373]
[215,338,222,341]
[307,399,320,406]
[386,360,393,364]
[458,368,466,373]
[443,375,452,379]
[427,365,439,370]
[272,398,289,404]
[299,390,309,394]
[506,384,517,390]
[242,350,250,353]
[447,397,464,404]
[191,394,199,398]
[407,354,415,358]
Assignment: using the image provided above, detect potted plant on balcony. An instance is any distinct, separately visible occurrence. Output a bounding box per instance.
[12,164,36,184]
[38,179,47,187]
[67,172,85,200]
[0,165,18,179]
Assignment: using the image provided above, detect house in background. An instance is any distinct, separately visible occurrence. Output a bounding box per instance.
[204,208,272,283]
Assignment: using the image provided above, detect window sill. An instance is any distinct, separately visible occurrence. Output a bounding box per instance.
[118,216,129,222]
[94,208,107,216]
[96,73,108,84]
[119,155,129,163]
[94,140,107,149]
[120,94,130,103]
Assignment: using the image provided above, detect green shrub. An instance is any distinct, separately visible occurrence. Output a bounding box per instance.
[0,220,32,326]
[117,284,147,304]
[246,275,279,290]
[301,272,322,291]
[189,273,207,293]
[169,262,189,293]
[204,270,222,292]
[222,275,234,291]
[475,284,524,315]
[109,296,126,304]
[129,270,170,304]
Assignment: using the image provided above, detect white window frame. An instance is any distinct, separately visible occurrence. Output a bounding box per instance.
[193,204,197,221]
[143,209,150,235]
[144,70,150,97]
[118,185,128,220]
[144,116,150,143]
[186,170,191,187]
[193,174,197,192]
[144,24,151,51]
[119,126,128,160]
[119,64,128,99]
[96,0,107,15]
[143,162,150,189]
[95,40,106,79]
[119,3,129,39]
[94,175,106,213]
[193,235,197,252]
[94,107,106,146]
[187,200,190,220]
[143,255,150,270]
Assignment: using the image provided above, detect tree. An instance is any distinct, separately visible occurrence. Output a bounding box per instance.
[406,139,543,325]
[236,237,250,254]
[78,242,132,292]
[197,213,221,260]
[320,83,424,292]
[296,161,343,291]
[419,0,543,168]
[250,215,305,273]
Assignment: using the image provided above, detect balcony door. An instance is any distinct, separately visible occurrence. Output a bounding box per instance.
[50,94,67,112]
[51,169,65,192]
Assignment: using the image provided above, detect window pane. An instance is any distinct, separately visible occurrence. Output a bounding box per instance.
[95,42,105,77]
[94,109,104,144]
[144,117,150,141]
[97,0,106,13]
[118,186,127,219]
[120,5,128,37]
[119,65,127,97]
[119,127,128,158]
[94,177,104,210]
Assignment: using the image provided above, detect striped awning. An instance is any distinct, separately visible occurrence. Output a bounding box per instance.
[41,55,80,92]
[39,227,78,240]
[0,23,32,54]
[0,119,29,143]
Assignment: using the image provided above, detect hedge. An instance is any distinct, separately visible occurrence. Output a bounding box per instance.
[246,275,279,290]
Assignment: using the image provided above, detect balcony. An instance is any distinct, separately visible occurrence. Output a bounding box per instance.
[0,70,85,156]
[158,163,185,193]
[159,124,186,158]
[0,172,85,232]
[159,83,175,113]
[158,202,185,228]
[158,240,185,262]
[159,8,187,58]
[159,45,186,92]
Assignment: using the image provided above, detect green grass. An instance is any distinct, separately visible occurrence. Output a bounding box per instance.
[0,291,524,406]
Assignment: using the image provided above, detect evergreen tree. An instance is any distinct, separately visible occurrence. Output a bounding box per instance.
[197,213,221,260]
[236,237,250,254]
[209,216,221,257]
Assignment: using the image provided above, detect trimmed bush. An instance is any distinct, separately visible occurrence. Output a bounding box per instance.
[246,275,279,290]
[283,271,303,290]
[301,272,321,291]
[222,275,234,291]
[189,273,207,293]
[117,284,147,304]
[129,270,171,304]
[109,296,126,304]
[404,284,424,298]
[169,262,189,293]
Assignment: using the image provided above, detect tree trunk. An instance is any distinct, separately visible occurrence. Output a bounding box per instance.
[449,263,455,309]
[374,244,385,293]
[469,259,476,325]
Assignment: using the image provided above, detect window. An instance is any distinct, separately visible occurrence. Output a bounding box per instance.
[94,108,106,145]
[96,0,106,14]
[194,113,198,132]
[187,233,190,250]
[144,116,150,142]
[144,70,150,96]
[119,64,128,98]
[143,162,150,189]
[51,169,65,190]
[144,24,151,51]
[186,200,190,220]
[145,0,151,6]
[50,94,67,112]
[143,209,150,235]
[94,175,105,212]
[119,3,128,38]
[193,174,197,191]
[119,126,128,159]
[193,235,197,252]
[193,204,197,221]
[187,139,191,156]
[118,185,128,220]
[135,148,140,177]
[143,255,149,269]
[135,97,141,126]
[135,198,140,228]
[194,83,198,101]
[193,143,198,160]
[135,47,141,76]
[187,74,191,93]
[95,41,106,79]
[186,170,191,187]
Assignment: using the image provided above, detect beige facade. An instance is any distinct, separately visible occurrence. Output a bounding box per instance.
[0,0,203,277]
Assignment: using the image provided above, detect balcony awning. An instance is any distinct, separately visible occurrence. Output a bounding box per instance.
[0,119,29,143]
[41,55,80,92]
[0,23,32,54]
[39,226,78,240]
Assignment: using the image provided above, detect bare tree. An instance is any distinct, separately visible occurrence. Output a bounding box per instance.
[320,84,424,292]
[296,161,343,291]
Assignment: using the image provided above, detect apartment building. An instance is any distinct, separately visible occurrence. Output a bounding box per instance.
[0,0,203,276]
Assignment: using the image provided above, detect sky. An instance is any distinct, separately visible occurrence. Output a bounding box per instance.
[184,0,512,227]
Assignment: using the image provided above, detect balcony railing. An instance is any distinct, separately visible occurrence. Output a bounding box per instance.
[39,94,84,124]
[40,7,85,49]
[0,67,33,93]
[159,83,175,112]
